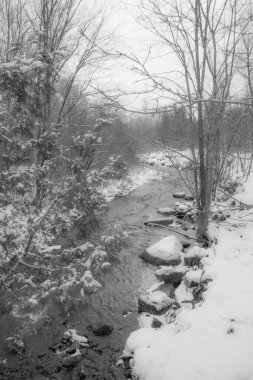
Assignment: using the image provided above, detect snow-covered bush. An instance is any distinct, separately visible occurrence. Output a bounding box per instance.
[101,155,128,180]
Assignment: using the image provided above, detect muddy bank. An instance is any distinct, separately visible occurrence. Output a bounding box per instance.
[0,167,189,379]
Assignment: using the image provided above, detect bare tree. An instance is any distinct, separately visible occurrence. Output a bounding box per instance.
[122,0,249,239]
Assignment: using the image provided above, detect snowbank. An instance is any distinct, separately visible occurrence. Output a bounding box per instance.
[101,166,157,201]
[124,171,253,380]
[139,149,192,169]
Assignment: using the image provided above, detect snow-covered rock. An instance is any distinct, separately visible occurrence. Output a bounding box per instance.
[138,291,175,315]
[157,207,175,216]
[184,269,203,286]
[184,245,210,266]
[41,245,61,254]
[155,265,188,284]
[184,194,194,201]
[173,192,186,199]
[144,217,173,226]
[140,236,183,266]
[77,242,94,253]
[177,204,190,213]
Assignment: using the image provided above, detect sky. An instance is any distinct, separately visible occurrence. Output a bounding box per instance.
[81,0,248,113]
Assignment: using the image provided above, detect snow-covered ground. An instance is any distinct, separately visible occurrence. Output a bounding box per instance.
[101,166,158,201]
[139,149,192,169]
[123,172,253,380]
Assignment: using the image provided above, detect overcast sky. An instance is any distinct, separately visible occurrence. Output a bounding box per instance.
[90,0,247,113]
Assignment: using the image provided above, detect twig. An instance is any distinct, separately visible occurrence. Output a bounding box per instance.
[147,223,203,242]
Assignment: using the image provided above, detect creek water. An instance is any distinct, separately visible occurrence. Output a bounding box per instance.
[0,166,185,380]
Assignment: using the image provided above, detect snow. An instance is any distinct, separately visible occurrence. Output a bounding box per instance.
[174,281,193,303]
[40,245,61,254]
[155,265,187,277]
[234,173,253,205]
[124,171,253,380]
[101,166,157,201]
[157,207,175,215]
[65,329,88,345]
[146,236,183,261]
[78,242,94,252]
[184,269,202,285]
[80,270,102,292]
[139,291,174,312]
[139,149,192,169]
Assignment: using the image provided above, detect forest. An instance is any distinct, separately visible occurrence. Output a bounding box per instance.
[1,0,253,379]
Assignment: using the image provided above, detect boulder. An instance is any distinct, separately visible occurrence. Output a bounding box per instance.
[155,265,188,284]
[92,324,114,336]
[184,269,203,287]
[173,192,186,199]
[212,212,226,222]
[180,239,191,249]
[144,218,173,227]
[138,291,175,315]
[184,246,210,266]
[62,355,82,368]
[157,207,175,216]
[66,343,77,355]
[175,281,193,303]
[175,211,187,219]
[177,204,190,212]
[140,236,183,266]
[41,245,61,255]
[184,195,194,201]
[151,318,163,328]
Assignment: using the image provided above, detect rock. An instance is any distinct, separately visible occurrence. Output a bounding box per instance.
[212,212,226,222]
[157,207,175,216]
[184,195,194,201]
[178,203,191,211]
[184,269,203,287]
[78,242,94,253]
[200,256,212,268]
[175,211,186,219]
[184,246,210,266]
[49,343,59,353]
[140,236,183,266]
[41,245,62,255]
[155,266,188,284]
[92,324,114,336]
[151,318,163,328]
[144,217,173,226]
[175,281,193,303]
[62,355,82,368]
[138,291,175,315]
[6,335,25,355]
[186,211,193,219]
[61,248,78,263]
[175,203,191,218]
[0,301,12,316]
[180,239,191,249]
[66,343,76,355]
[122,309,132,317]
[173,192,186,199]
